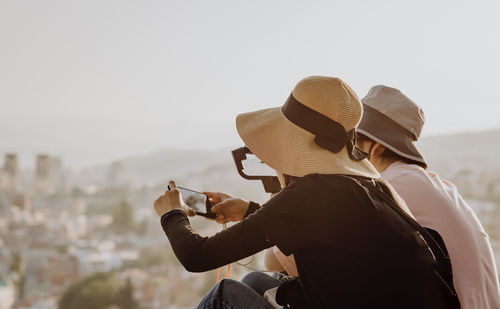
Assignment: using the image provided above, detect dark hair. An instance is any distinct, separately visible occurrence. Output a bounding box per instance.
[357,133,417,165]
[283,174,297,187]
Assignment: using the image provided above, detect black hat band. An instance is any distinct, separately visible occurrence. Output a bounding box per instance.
[281,94,369,161]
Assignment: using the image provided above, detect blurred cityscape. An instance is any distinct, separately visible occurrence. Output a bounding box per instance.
[1,129,499,309]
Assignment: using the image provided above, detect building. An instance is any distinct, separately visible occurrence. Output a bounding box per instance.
[108,161,126,188]
[35,155,53,195]
[1,153,22,194]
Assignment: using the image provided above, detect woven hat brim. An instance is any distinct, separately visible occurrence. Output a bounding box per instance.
[236,107,380,178]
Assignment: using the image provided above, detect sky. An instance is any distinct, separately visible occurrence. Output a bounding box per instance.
[1,0,499,169]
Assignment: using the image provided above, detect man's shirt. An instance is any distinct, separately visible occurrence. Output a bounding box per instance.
[382,161,500,309]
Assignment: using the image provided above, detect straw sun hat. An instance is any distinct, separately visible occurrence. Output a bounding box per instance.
[236,76,380,179]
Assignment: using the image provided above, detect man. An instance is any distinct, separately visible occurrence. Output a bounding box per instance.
[356,85,500,309]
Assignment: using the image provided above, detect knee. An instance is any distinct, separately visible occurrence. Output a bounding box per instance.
[199,278,270,309]
[241,271,267,286]
[198,279,247,309]
[216,278,249,296]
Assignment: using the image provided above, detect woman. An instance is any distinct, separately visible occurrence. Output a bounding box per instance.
[154,76,445,308]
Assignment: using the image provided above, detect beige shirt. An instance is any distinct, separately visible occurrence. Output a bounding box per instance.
[382,162,500,309]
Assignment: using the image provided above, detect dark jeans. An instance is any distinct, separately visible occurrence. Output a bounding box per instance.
[196,272,281,309]
[241,271,282,296]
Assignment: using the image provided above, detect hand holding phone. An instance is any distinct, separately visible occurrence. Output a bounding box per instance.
[168,185,216,219]
[154,181,184,217]
[205,192,251,224]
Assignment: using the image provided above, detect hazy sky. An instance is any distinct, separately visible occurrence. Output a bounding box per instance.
[1,0,499,168]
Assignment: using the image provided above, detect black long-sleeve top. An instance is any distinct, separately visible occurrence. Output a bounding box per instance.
[161,174,445,308]
[160,201,264,272]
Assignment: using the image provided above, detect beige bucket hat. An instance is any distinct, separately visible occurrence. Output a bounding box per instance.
[357,85,427,168]
[236,76,380,178]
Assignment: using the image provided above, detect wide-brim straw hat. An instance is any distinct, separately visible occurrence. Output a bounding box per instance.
[236,76,380,179]
[357,85,427,168]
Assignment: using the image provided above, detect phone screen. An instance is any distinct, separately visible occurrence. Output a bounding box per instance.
[176,186,209,214]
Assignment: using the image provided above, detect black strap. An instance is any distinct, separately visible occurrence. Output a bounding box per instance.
[368,181,450,264]
[350,177,458,298]
[281,94,369,161]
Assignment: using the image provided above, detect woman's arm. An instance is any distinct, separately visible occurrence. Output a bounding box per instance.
[157,179,310,273]
[273,247,299,277]
[161,209,273,272]
[264,247,285,272]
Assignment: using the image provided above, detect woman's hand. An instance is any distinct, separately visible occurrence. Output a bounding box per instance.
[154,181,195,217]
[205,192,249,224]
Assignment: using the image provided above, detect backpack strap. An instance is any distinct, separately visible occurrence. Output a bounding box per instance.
[346,176,458,297]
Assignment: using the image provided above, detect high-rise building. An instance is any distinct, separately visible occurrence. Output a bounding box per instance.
[35,154,54,195]
[51,157,65,193]
[0,153,22,194]
[108,161,126,188]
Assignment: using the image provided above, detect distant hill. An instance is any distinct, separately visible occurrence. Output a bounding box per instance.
[76,149,230,187]
[75,147,274,203]
[418,128,500,175]
[76,128,500,190]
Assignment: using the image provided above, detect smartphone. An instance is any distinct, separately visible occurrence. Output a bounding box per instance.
[168,185,215,219]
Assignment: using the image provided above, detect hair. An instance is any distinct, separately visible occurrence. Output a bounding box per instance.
[357,133,417,165]
[283,174,297,187]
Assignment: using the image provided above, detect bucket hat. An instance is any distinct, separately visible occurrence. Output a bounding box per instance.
[357,85,427,168]
[236,76,380,178]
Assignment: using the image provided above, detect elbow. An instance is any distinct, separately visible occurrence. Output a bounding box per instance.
[169,234,215,272]
[177,253,209,273]
[183,263,206,273]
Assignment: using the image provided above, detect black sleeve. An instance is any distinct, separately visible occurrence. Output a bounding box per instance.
[161,209,273,272]
[161,181,313,272]
[245,201,261,217]
[245,181,312,256]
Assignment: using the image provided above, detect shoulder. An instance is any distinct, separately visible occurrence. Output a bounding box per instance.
[382,163,439,194]
[291,173,372,204]
[382,162,423,182]
[294,173,366,190]
[382,164,462,213]
[265,173,368,208]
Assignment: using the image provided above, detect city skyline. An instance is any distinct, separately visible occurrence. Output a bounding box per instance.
[1,2,499,308]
